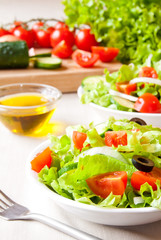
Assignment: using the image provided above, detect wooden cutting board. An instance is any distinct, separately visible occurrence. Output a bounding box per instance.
[0,59,121,93]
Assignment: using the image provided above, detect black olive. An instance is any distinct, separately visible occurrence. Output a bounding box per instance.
[132,155,154,172]
[130,117,147,126]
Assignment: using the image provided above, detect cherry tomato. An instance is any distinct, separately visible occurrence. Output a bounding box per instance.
[0,28,10,37]
[50,28,75,48]
[105,131,127,148]
[116,82,137,95]
[47,26,55,34]
[35,28,51,48]
[131,167,161,191]
[91,46,119,62]
[13,26,34,48]
[75,29,98,52]
[72,49,99,68]
[72,131,87,150]
[32,21,44,33]
[134,93,161,113]
[86,171,127,198]
[52,40,73,59]
[9,21,24,34]
[139,66,158,79]
[54,21,68,29]
[31,147,52,173]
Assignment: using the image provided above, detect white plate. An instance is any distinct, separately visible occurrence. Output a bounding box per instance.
[26,140,161,226]
[77,86,161,128]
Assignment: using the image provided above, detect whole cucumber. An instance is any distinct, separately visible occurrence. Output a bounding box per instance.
[0,41,29,69]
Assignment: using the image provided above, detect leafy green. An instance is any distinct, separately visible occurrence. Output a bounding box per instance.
[63,0,161,64]
[38,118,161,209]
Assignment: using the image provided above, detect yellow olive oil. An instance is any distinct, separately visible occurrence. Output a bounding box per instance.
[0,93,55,135]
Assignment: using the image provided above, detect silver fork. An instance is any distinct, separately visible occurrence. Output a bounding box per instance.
[0,190,102,240]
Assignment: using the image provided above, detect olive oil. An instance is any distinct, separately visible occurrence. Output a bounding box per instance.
[0,93,55,135]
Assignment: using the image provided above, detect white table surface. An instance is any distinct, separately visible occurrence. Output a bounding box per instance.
[0,93,161,240]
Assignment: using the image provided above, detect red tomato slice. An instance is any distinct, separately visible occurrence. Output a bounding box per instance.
[72,131,87,150]
[116,82,137,95]
[72,50,99,68]
[75,29,98,52]
[86,171,127,198]
[131,167,161,191]
[91,46,119,62]
[31,147,52,173]
[105,131,127,148]
[52,40,73,59]
[134,93,161,113]
[139,66,158,79]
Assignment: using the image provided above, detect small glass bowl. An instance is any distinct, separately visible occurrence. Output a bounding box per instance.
[0,83,62,135]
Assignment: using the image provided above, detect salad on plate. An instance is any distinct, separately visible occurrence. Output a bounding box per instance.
[80,64,161,113]
[31,117,161,209]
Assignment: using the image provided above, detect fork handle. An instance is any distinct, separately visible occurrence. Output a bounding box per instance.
[21,213,102,240]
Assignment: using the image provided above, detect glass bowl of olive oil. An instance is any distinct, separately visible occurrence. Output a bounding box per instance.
[0,83,62,135]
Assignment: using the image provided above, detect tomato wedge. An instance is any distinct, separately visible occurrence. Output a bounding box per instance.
[139,66,158,78]
[105,131,127,148]
[91,46,119,62]
[72,131,87,150]
[52,40,73,59]
[131,167,161,191]
[86,171,127,198]
[31,147,52,173]
[72,50,99,68]
[134,93,161,113]
[116,82,137,95]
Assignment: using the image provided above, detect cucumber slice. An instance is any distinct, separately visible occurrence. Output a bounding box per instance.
[34,57,62,69]
[81,76,106,88]
[58,162,78,177]
[30,52,51,58]
[112,96,135,110]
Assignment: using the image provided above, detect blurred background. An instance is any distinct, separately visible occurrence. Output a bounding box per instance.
[0,0,65,24]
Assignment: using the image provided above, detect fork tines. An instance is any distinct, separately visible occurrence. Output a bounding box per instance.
[0,190,14,210]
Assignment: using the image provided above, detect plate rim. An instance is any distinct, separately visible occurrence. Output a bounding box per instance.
[77,86,161,117]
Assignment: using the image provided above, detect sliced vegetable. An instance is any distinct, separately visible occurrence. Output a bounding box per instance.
[134,93,161,113]
[129,77,161,86]
[31,147,52,173]
[58,162,78,176]
[111,96,135,110]
[72,50,99,68]
[75,29,98,52]
[81,75,106,87]
[130,118,147,126]
[86,171,127,198]
[109,89,138,102]
[91,46,119,62]
[52,40,73,59]
[34,57,62,69]
[116,82,137,95]
[131,167,161,191]
[132,155,154,172]
[105,131,127,148]
[72,131,87,150]
[0,41,29,69]
[139,66,158,79]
